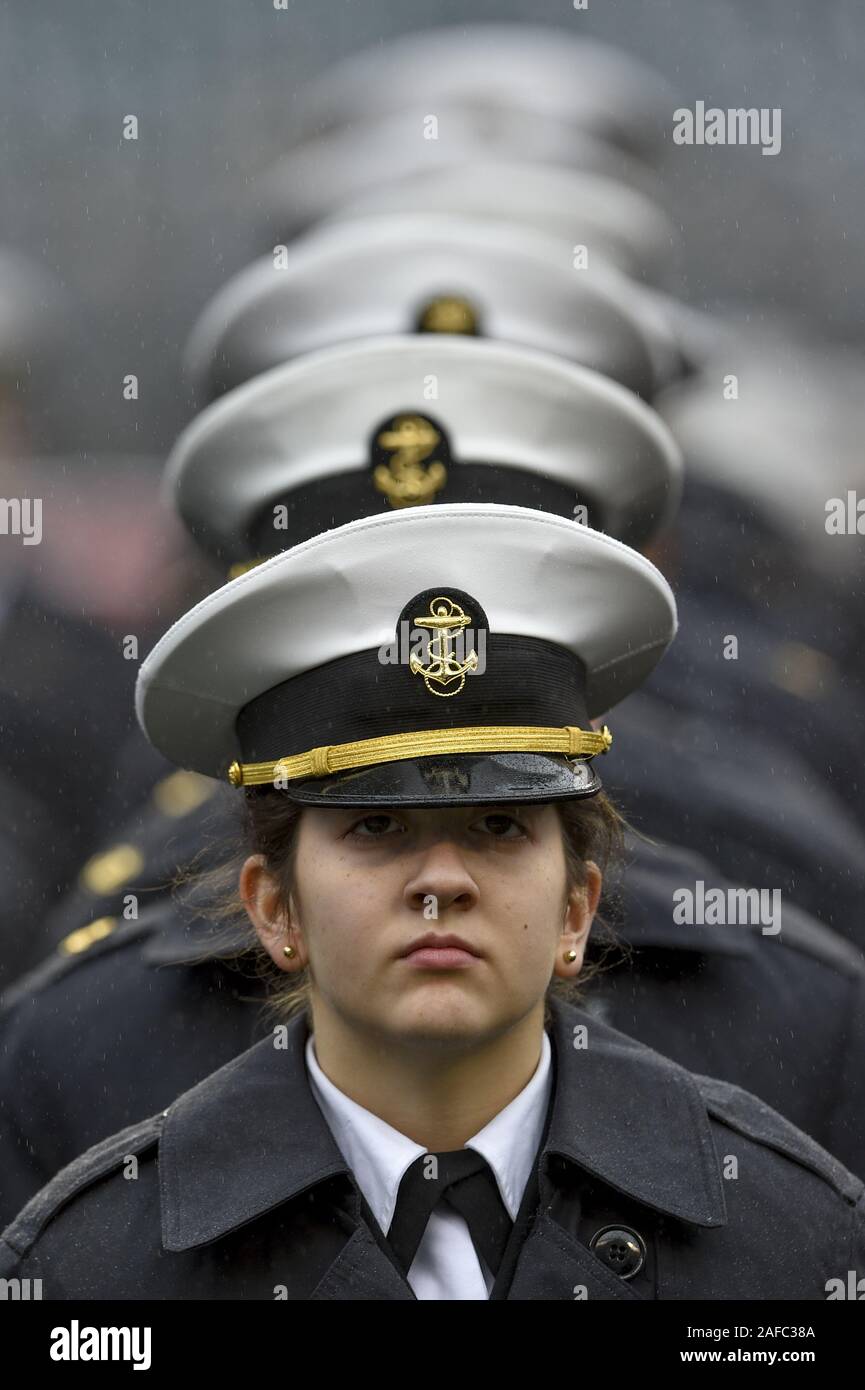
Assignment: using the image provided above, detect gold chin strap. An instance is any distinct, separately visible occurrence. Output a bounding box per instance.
[227,724,612,788]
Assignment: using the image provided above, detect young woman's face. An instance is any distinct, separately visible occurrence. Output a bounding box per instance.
[244,802,601,1048]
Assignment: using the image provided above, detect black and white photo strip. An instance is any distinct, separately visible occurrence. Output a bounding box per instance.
[1,0,864,1360]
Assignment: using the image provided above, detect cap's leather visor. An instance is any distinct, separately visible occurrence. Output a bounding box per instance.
[274,751,602,807]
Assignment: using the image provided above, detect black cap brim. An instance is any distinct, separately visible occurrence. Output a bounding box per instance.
[280,752,602,808]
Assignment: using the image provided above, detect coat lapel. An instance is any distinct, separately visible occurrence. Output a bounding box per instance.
[161,996,726,1299]
[310,1224,417,1301]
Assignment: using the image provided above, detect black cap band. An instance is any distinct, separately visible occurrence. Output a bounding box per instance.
[236,635,590,763]
[246,466,597,557]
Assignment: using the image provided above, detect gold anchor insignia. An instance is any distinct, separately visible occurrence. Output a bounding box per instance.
[373,414,448,508]
[417,295,479,335]
[410,596,479,697]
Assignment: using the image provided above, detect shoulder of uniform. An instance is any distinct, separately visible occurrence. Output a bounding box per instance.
[0,1111,165,1260]
[771,903,865,977]
[0,909,167,1013]
[41,771,223,930]
[74,774,222,894]
[621,831,865,977]
[695,1072,863,1203]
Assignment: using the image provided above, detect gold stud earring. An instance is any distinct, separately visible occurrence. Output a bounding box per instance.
[283,945,296,959]
[564,949,578,963]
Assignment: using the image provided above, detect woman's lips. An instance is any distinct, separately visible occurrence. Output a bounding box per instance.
[401,946,481,969]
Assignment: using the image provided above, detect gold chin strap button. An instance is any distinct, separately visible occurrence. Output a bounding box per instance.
[80,844,145,896]
[59,916,119,956]
[152,770,217,818]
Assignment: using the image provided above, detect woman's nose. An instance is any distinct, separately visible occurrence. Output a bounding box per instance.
[403,840,480,914]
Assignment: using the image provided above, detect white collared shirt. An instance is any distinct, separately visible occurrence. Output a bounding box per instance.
[304,1028,552,1300]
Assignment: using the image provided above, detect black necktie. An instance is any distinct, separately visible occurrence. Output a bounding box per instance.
[387,1148,513,1278]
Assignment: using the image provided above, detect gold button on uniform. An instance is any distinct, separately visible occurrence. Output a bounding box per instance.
[79,844,145,896]
[226,557,265,582]
[58,916,119,956]
[151,769,217,818]
[770,641,837,701]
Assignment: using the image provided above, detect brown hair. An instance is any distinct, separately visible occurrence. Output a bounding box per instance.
[184,785,628,1029]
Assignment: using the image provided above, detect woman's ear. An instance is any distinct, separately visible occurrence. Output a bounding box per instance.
[552,861,602,979]
[239,854,304,973]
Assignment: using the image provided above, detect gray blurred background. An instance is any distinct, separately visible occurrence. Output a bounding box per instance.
[1,0,863,458]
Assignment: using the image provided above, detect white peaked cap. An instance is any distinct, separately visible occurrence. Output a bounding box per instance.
[284,25,672,161]
[136,503,678,791]
[167,334,683,559]
[184,214,670,401]
[319,162,678,283]
[261,108,661,235]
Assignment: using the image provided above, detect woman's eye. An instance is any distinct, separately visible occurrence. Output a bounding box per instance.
[475,814,526,839]
[348,815,403,838]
